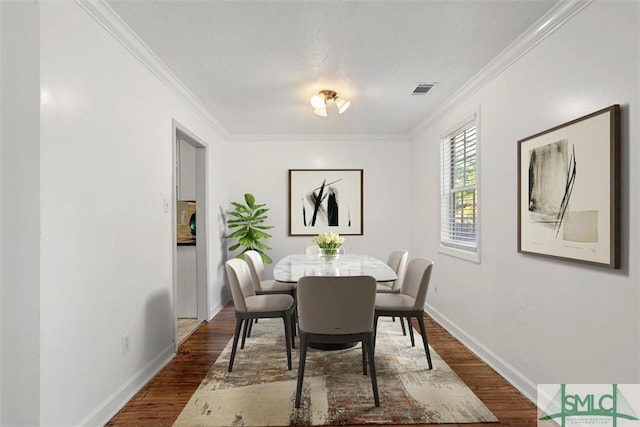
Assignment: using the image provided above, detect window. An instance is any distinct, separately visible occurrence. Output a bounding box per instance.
[440,115,479,259]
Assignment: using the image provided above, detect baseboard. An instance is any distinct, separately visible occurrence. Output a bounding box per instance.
[208,299,228,320]
[80,343,176,426]
[425,303,538,403]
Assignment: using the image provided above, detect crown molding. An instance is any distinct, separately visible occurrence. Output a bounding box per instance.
[227,133,409,142]
[75,0,230,139]
[409,0,593,138]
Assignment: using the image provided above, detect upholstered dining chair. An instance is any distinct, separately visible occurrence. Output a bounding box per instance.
[374,257,434,369]
[244,250,297,338]
[305,245,320,255]
[376,250,408,294]
[376,250,409,335]
[224,258,295,372]
[244,250,296,296]
[295,275,380,408]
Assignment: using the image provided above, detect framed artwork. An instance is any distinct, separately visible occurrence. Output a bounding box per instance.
[517,105,620,268]
[289,169,363,236]
[177,200,197,245]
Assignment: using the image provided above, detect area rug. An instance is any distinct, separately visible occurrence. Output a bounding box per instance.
[174,318,497,426]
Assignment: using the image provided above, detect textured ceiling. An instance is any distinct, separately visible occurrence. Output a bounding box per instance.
[107,0,558,137]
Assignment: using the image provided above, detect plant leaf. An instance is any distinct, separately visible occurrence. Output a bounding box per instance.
[244,193,255,208]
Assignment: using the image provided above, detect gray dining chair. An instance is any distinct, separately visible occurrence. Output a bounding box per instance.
[374,257,434,369]
[376,250,409,336]
[244,250,296,296]
[376,250,408,294]
[295,275,380,408]
[224,258,295,372]
[244,250,297,339]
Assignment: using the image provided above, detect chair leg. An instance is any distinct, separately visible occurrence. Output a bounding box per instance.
[373,314,379,350]
[283,313,292,370]
[228,317,243,372]
[365,334,380,407]
[400,316,407,336]
[407,317,415,346]
[241,318,250,349]
[290,314,296,349]
[295,334,308,408]
[362,340,367,375]
[416,315,433,369]
[246,317,254,338]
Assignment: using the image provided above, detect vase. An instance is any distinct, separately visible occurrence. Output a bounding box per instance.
[319,247,342,265]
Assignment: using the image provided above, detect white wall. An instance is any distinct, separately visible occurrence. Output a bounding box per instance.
[32,2,229,425]
[227,138,412,272]
[410,0,639,400]
[0,2,41,425]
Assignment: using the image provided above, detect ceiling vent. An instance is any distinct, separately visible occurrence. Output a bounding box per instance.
[411,83,435,95]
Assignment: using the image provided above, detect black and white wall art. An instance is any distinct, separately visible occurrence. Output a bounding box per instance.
[289,169,363,236]
[517,105,620,268]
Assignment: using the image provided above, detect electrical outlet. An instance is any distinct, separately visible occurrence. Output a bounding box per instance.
[122,333,130,354]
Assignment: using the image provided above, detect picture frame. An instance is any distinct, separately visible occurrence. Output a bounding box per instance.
[289,169,363,236]
[517,105,620,268]
[177,200,197,245]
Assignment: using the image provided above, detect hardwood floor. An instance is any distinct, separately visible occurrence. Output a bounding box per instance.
[107,303,537,426]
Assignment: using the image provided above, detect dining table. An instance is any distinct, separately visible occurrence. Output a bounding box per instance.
[273,253,397,283]
[273,253,397,351]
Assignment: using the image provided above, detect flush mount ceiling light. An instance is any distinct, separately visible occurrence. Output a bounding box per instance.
[310,90,351,117]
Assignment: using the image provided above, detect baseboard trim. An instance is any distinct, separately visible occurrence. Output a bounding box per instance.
[208,299,228,321]
[426,303,537,403]
[81,343,175,426]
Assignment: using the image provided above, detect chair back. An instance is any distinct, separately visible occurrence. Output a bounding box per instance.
[386,250,408,291]
[244,250,266,291]
[400,258,434,309]
[225,258,256,312]
[305,245,320,255]
[297,275,376,335]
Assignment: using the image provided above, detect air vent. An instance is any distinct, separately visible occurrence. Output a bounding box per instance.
[411,83,435,95]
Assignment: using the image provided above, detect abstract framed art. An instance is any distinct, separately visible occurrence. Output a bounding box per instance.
[517,105,620,268]
[289,169,363,236]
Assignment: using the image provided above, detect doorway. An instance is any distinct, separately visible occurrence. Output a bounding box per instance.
[173,121,209,349]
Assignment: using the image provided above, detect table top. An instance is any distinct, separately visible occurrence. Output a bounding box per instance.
[273,253,397,283]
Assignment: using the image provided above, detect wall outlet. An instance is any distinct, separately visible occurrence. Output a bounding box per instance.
[122,333,130,354]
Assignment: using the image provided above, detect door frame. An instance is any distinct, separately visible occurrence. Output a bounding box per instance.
[172,119,210,351]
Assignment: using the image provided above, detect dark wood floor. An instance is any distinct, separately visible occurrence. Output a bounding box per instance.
[107,302,537,426]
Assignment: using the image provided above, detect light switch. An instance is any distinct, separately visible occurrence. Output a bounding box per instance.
[163,198,170,213]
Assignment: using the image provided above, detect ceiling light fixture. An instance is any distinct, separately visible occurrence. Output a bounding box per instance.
[310,90,351,117]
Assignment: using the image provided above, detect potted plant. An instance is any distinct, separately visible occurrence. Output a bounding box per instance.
[226,193,274,264]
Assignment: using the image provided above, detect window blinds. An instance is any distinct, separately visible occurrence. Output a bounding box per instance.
[441,120,478,251]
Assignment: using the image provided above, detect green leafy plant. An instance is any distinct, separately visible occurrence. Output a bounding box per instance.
[226,193,274,264]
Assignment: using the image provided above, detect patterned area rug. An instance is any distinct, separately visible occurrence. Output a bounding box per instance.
[174,318,497,426]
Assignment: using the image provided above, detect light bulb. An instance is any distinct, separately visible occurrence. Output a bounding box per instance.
[313,107,328,117]
[310,94,326,109]
[335,97,351,114]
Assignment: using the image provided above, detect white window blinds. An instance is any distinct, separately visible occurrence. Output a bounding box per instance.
[441,118,478,252]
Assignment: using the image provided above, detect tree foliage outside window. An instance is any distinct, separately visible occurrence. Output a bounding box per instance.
[441,121,478,252]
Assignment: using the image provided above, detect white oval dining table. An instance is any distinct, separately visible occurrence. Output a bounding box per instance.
[273,253,397,283]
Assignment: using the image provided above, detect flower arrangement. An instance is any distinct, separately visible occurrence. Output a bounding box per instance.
[311,231,344,261]
[312,231,345,250]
